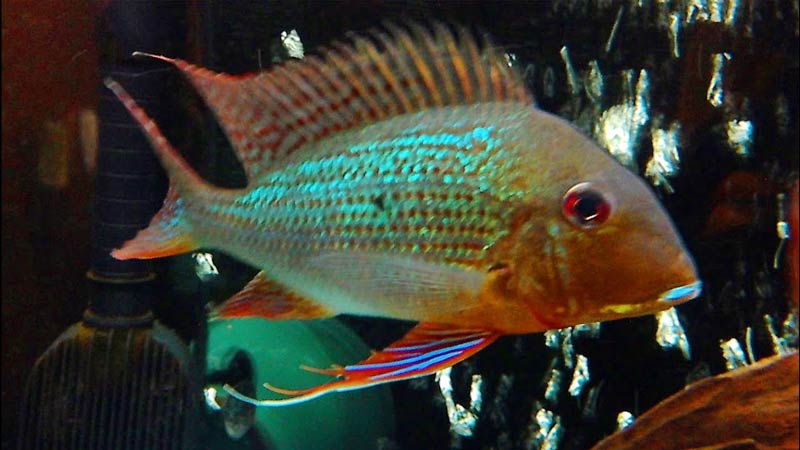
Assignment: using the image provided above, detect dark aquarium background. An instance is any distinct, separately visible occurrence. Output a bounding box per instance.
[2,1,797,450]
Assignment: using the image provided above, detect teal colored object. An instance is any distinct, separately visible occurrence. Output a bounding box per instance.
[207,318,395,450]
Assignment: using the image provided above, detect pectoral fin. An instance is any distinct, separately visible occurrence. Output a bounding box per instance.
[211,271,334,320]
[224,322,501,406]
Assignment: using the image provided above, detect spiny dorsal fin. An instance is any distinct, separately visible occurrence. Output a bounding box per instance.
[136,22,533,183]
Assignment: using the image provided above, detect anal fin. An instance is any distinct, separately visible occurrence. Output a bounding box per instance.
[211,271,333,320]
[224,322,501,406]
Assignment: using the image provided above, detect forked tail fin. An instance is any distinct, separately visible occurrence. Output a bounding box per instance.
[104,78,211,260]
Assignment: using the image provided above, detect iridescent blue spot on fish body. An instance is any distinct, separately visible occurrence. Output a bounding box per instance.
[472,126,493,142]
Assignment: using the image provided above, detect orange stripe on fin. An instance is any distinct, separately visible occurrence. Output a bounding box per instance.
[448,26,474,102]
[429,23,459,104]
[395,23,442,107]
[355,37,400,117]
[327,45,380,121]
[463,27,489,101]
[366,30,413,113]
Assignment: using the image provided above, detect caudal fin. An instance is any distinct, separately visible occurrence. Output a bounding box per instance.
[104,78,210,260]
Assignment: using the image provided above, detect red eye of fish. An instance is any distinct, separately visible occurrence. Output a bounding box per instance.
[562,183,611,228]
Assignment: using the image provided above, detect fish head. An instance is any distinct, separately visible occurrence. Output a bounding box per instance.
[497,110,701,330]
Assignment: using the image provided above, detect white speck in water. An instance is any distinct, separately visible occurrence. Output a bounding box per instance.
[436,367,483,437]
[605,5,624,54]
[686,0,711,24]
[709,0,725,22]
[193,252,219,282]
[764,313,799,356]
[726,119,753,157]
[281,29,305,59]
[561,327,575,369]
[542,415,563,450]
[469,374,484,414]
[745,326,756,364]
[720,338,749,370]
[634,69,650,124]
[531,408,563,450]
[725,0,742,26]
[774,193,791,269]
[782,312,799,351]
[669,11,682,58]
[560,46,581,97]
[707,53,730,108]
[596,104,638,168]
[544,329,562,349]
[544,368,563,403]
[568,354,590,397]
[594,69,650,170]
[573,322,602,339]
[535,408,554,440]
[646,121,683,193]
[656,307,692,360]
[204,386,222,411]
[616,411,635,430]
[504,52,517,67]
[585,60,605,105]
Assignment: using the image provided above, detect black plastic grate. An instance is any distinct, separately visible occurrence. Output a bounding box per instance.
[18,323,195,450]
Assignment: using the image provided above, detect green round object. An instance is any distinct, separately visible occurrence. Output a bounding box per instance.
[207,318,395,450]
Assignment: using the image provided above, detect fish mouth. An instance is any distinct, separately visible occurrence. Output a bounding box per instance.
[657,281,703,304]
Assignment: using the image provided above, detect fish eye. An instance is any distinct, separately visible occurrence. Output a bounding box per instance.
[562,183,611,228]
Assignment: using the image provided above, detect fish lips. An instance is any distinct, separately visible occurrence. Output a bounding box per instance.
[657,280,703,304]
[596,281,702,322]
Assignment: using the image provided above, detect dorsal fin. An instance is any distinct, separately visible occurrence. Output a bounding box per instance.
[136,22,533,183]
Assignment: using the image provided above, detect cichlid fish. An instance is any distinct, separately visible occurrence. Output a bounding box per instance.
[106,23,702,406]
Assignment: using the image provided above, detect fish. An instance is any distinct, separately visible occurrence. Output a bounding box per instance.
[105,22,702,406]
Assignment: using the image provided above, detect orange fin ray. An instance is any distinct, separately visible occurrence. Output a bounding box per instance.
[224,322,501,407]
[210,271,334,320]
[298,364,343,376]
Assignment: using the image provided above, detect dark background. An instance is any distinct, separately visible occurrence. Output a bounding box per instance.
[3,1,798,449]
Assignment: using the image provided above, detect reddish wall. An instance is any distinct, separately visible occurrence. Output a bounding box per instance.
[1,1,99,447]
